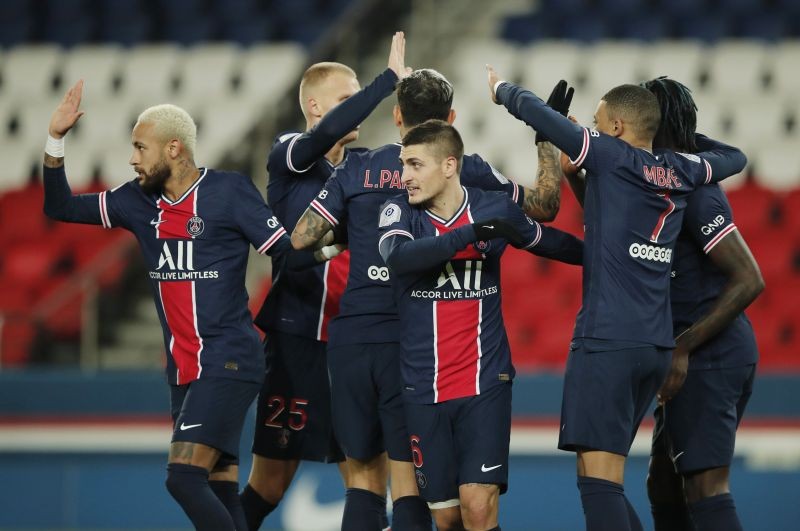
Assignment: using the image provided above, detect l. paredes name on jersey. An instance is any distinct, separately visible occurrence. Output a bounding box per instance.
[411,260,498,300]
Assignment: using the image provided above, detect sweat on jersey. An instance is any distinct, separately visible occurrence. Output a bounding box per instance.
[43,165,290,385]
[309,143,524,348]
[255,68,399,341]
[377,187,583,404]
[671,183,758,370]
[495,81,747,348]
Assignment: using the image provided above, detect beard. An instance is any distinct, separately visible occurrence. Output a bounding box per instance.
[137,159,171,195]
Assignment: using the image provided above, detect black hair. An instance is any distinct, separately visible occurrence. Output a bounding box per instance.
[640,76,698,153]
[601,84,662,141]
[401,119,464,172]
[396,69,454,127]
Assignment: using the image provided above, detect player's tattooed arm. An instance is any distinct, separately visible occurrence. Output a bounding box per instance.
[521,141,561,221]
[658,230,764,402]
[44,153,63,168]
[291,208,334,250]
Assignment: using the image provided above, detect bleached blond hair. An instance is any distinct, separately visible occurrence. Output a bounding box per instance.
[136,104,197,157]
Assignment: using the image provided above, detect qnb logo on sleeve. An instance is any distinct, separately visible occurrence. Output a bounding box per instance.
[700,214,726,235]
[629,242,672,263]
[267,216,280,229]
[367,265,390,281]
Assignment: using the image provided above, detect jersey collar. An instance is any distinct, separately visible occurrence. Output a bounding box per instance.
[425,186,469,227]
[159,167,208,206]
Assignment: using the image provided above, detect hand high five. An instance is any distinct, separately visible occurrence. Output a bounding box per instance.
[388,31,412,80]
[49,80,86,139]
[486,64,501,104]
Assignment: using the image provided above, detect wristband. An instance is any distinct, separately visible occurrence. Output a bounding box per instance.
[320,245,341,260]
[45,135,65,158]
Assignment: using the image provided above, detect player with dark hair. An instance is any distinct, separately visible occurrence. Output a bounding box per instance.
[486,66,747,530]
[42,81,335,530]
[240,32,410,531]
[290,68,567,530]
[378,119,583,530]
[640,76,764,531]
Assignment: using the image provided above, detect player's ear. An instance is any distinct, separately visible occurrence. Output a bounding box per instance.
[446,109,456,125]
[308,97,322,119]
[166,138,181,159]
[443,155,457,178]
[612,118,624,138]
[393,105,403,128]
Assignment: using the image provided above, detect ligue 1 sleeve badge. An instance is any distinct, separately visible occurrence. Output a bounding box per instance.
[186,216,205,237]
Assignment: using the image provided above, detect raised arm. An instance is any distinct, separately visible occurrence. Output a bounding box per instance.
[658,230,763,402]
[487,66,585,161]
[43,80,111,225]
[288,32,408,171]
[291,208,334,250]
[520,141,562,221]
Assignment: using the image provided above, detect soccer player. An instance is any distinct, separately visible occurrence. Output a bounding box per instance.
[640,77,764,531]
[486,66,747,531]
[43,81,325,531]
[377,120,583,531]
[291,69,563,530]
[241,32,410,530]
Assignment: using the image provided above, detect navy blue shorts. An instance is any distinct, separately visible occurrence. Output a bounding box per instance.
[652,363,756,474]
[327,342,410,462]
[558,339,671,456]
[252,331,344,463]
[170,376,261,467]
[404,382,512,504]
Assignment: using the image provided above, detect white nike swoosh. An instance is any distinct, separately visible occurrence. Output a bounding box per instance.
[483,225,495,229]
[179,423,202,431]
[481,464,502,472]
[282,472,346,529]
[672,451,685,463]
[150,219,164,226]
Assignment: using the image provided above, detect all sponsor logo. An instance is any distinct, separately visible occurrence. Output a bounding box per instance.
[629,242,672,263]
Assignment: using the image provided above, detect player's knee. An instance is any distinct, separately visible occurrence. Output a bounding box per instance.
[432,506,465,531]
[459,488,498,528]
[683,467,730,503]
[165,463,208,502]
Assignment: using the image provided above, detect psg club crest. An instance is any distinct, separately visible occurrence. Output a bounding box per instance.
[473,239,491,253]
[186,216,204,237]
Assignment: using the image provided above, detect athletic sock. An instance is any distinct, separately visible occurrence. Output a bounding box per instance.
[209,480,247,531]
[689,493,743,531]
[239,484,278,531]
[165,463,235,530]
[391,495,432,530]
[651,502,693,531]
[577,476,631,531]
[342,488,386,530]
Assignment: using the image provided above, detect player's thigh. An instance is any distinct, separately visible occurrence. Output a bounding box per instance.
[665,363,756,475]
[453,382,512,495]
[373,342,412,462]
[253,332,343,463]
[404,399,459,504]
[327,343,383,461]
[559,340,670,456]
[170,376,260,468]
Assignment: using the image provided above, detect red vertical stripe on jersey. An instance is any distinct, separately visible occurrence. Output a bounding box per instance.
[318,250,350,341]
[156,190,197,239]
[159,281,202,384]
[434,299,481,403]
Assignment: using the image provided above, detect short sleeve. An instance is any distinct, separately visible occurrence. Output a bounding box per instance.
[232,174,288,255]
[461,153,522,206]
[684,184,737,254]
[309,156,357,227]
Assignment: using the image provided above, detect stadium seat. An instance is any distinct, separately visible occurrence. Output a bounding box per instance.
[752,141,800,191]
[0,45,62,104]
[703,40,769,97]
[451,40,519,100]
[116,45,182,103]
[726,181,777,233]
[692,93,731,140]
[238,43,306,111]
[636,40,705,88]
[518,41,584,100]
[769,41,800,98]
[737,12,790,41]
[0,139,38,192]
[727,97,793,155]
[677,14,733,42]
[61,45,123,103]
[176,44,241,105]
[582,42,645,94]
[0,318,36,366]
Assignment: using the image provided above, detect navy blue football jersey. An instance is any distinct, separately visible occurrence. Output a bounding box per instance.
[378,187,582,404]
[255,68,398,341]
[44,166,288,385]
[254,131,362,341]
[495,81,747,348]
[310,143,523,347]
[671,184,758,369]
